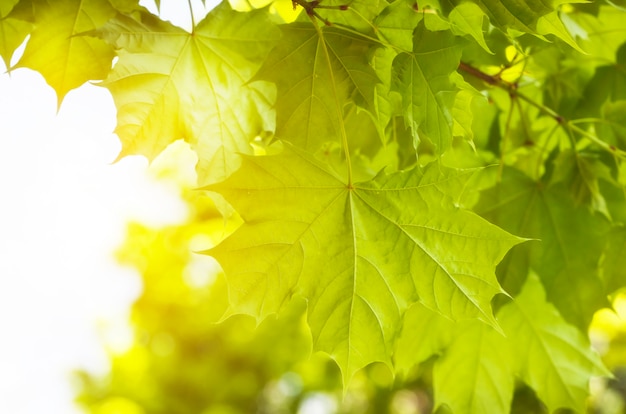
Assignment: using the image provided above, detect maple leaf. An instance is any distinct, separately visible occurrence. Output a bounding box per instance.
[393,302,455,375]
[0,0,32,69]
[433,320,513,414]
[14,0,117,106]
[602,226,626,294]
[204,145,522,382]
[448,3,492,54]
[498,273,610,413]
[392,21,463,153]
[373,0,421,52]
[456,0,554,34]
[98,2,279,184]
[477,168,611,330]
[253,22,379,152]
[396,274,609,414]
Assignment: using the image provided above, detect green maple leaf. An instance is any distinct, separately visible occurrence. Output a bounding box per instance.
[569,5,626,62]
[602,226,626,294]
[374,0,421,52]
[392,21,463,153]
[575,45,626,119]
[499,273,610,413]
[98,2,279,184]
[253,22,379,152]
[394,302,455,375]
[0,0,32,69]
[597,100,626,150]
[15,0,117,106]
[204,145,522,382]
[536,11,582,52]
[448,2,492,53]
[551,150,615,218]
[434,320,513,414]
[457,0,555,34]
[370,46,401,143]
[476,168,611,330]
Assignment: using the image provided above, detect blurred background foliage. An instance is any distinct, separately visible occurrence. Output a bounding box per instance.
[74,142,626,414]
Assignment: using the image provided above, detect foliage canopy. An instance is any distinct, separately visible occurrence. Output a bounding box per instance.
[5,0,626,412]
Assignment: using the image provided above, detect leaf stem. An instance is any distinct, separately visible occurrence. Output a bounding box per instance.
[187,0,196,30]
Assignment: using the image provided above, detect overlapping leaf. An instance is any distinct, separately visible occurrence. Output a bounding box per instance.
[254,22,379,152]
[393,303,454,375]
[476,168,611,330]
[392,22,463,153]
[98,2,279,183]
[498,273,609,413]
[205,145,522,381]
[453,0,555,34]
[374,0,421,52]
[0,0,31,69]
[602,227,626,294]
[15,0,117,105]
[434,320,513,414]
[569,5,626,62]
[396,274,609,414]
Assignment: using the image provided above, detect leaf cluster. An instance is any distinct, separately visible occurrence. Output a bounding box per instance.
[5,0,626,412]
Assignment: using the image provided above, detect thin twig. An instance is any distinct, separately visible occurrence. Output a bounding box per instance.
[458,62,626,159]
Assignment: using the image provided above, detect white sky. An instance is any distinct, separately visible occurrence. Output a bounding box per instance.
[0,1,213,413]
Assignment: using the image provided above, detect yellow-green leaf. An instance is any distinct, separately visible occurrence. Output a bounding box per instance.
[434,320,513,414]
[205,145,522,383]
[254,23,379,152]
[15,0,116,106]
[99,3,279,184]
[499,273,610,413]
[392,22,463,153]
[0,0,32,69]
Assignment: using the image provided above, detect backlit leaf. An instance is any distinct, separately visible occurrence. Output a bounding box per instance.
[99,2,279,183]
[0,0,32,69]
[205,145,522,382]
[394,303,455,375]
[458,0,555,34]
[374,0,421,52]
[434,320,513,414]
[477,168,611,330]
[15,0,117,106]
[499,273,609,413]
[254,22,379,152]
[392,21,463,153]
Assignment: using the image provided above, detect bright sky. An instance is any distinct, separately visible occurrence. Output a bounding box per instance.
[0,1,213,413]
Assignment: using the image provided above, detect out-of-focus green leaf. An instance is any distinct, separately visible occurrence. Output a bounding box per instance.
[602,227,626,294]
[477,168,611,330]
[499,273,610,413]
[434,320,513,414]
[394,303,455,375]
